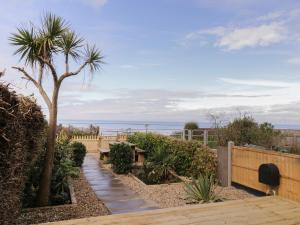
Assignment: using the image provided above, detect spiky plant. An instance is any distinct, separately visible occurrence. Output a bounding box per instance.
[185,174,220,203]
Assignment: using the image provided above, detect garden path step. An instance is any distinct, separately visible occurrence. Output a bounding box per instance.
[82,153,159,214]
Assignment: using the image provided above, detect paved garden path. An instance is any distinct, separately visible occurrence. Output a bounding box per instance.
[82,153,159,214]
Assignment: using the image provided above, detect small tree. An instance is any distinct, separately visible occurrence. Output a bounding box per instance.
[10,13,103,206]
[226,116,259,146]
[184,122,199,130]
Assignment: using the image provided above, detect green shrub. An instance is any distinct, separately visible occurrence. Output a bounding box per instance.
[185,174,220,203]
[146,147,174,182]
[184,122,199,130]
[110,143,133,174]
[51,159,80,205]
[190,148,217,178]
[128,132,216,177]
[23,131,80,207]
[222,116,282,149]
[71,142,87,167]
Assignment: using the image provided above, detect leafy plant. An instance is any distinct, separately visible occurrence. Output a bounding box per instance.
[146,147,174,182]
[190,148,217,179]
[71,142,87,167]
[53,159,79,193]
[128,132,215,177]
[110,143,133,174]
[185,174,220,203]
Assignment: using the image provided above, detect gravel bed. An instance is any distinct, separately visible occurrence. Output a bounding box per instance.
[16,170,110,225]
[102,163,255,208]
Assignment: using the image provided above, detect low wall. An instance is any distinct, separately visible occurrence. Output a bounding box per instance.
[231,146,300,202]
[71,135,128,153]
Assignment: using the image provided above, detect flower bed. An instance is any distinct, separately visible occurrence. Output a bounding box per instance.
[131,167,181,185]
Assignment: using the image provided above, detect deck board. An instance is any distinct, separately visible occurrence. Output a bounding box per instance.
[41,197,300,225]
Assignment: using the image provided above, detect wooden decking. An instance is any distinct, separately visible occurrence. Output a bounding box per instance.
[42,197,300,225]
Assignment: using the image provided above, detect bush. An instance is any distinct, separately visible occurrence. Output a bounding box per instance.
[128,132,216,178]
[51,159,79,205]
[110,143,133,174]
[23,130,80,207]
[190,148,217,178]
[222,116,282,149]
[71,142,87,167]
[184,122,199,130]
[0,84,46,224]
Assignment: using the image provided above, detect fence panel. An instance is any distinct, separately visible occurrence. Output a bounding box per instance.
[232,146,300,202]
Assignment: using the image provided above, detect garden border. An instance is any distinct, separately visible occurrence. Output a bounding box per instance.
[22,178,77,211]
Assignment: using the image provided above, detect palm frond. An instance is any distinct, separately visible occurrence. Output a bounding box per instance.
[9,27,40,66]
[84,45,104,72]
[39,13,69,58]
[58,31,83,60]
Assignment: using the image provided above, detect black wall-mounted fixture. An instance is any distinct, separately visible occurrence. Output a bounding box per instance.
[258,163,280,187]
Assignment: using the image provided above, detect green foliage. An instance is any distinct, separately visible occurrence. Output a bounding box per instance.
[110,143,133,174]
[226,116,259,145]
[224,116,282,149]
[146,147,174,182]
[51,159,79,205]
[185,174,220,203]
[128,132,216,178]
[10,13,104,70]
[184,122,199,130]
[257,122,281,149]
[0,84,46,223]
[190,148,217,178]
[71,142,87,167]
[23,130,81,207]
[128,132,168,157]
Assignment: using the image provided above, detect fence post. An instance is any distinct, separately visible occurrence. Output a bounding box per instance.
[188,130,192,141]
[228,141,234,187]
[203,130,208,146]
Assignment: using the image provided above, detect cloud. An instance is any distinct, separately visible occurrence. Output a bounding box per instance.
[220,77,297,88]
[184,23,286,50]
[217,23,286,50]
[81,0,108,7]
[287,57,300,65]
[120,64,138,69]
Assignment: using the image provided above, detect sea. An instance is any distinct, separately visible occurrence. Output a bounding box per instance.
[59,120,300,135]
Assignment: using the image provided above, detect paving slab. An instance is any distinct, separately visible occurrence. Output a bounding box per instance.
[82,153,159,214]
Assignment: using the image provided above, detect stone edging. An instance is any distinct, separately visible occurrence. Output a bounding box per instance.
[128,173,147,186]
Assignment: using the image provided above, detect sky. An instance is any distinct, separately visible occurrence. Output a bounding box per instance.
[1,0,300,125]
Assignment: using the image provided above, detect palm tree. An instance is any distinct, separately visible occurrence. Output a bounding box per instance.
[10,13,104,206]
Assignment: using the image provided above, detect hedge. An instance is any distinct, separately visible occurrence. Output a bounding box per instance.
[128,132,216,177]
[0,84,45,224]
[109,143,133,174]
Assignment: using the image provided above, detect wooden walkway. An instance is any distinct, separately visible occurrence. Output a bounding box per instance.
[42,196,300,225]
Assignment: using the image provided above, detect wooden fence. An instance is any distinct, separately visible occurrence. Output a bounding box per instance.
[231,146,300,202]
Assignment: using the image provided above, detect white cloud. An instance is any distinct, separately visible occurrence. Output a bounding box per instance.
[81,0,108,7]
[185,23,286,50]
[120,64,137,69]
[287,57,300,65]
[220,77,297,88]
[216,23,286,50]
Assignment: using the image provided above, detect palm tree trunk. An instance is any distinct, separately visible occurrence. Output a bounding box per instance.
[36,88,59,206]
